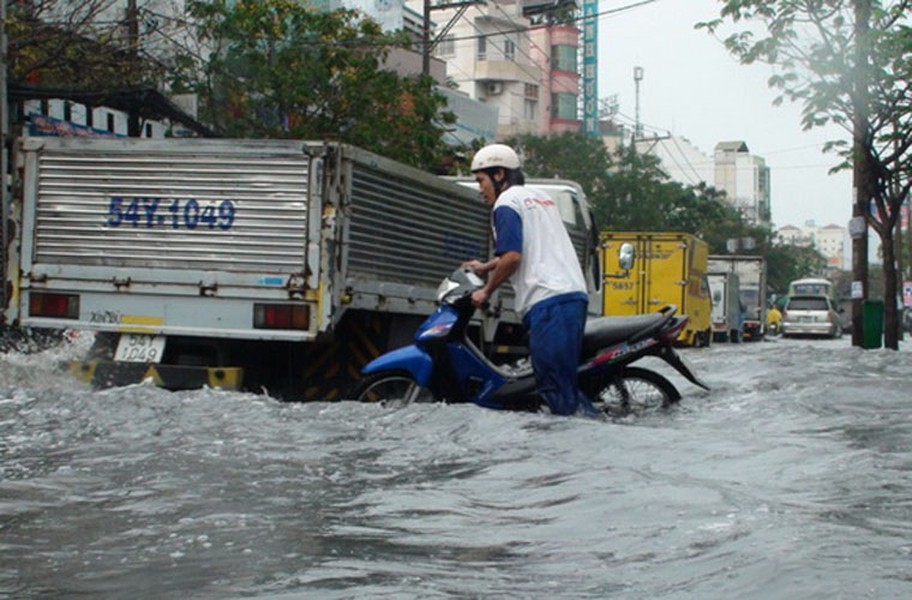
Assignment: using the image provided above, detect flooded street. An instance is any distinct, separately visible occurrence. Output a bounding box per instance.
[2,336,911,599]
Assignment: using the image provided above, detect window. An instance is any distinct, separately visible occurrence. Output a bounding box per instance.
[551,93,578,120]
[524,99,537,120]
[504,39,515,61]
[477,36,487,60]
[787,297,829,311]
[551,44,578,72]
[437,34,455,57]
[524,84,539,99]
[556,191,577,225]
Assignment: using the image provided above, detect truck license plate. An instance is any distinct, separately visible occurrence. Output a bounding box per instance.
[114,334,166,363]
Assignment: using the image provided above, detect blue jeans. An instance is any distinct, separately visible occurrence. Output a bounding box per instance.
[523,294,595,416]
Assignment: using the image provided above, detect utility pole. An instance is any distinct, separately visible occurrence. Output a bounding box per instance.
[895,114,903,340]
[1,0,9,307]
[850,0,871,347]
[126,0,141,137]
[633,66,643,142]
[422,0,432,76]
[421,1,485,77]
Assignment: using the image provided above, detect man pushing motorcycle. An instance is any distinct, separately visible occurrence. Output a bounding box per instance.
[463,143,598,417]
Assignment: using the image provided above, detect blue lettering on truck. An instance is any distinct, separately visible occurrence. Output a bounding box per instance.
[106,197,236,230]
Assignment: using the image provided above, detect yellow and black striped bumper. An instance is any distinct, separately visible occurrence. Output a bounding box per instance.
[65,361,243,391]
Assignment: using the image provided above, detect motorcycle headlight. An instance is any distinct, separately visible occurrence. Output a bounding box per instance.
[436,278,460,302]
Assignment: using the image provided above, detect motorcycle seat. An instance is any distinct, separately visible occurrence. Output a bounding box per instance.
[582,311,674,356]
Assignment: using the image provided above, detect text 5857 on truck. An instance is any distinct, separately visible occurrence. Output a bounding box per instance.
[2,137,601,399]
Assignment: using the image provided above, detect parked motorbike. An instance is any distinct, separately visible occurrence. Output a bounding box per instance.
[350,267,709,416]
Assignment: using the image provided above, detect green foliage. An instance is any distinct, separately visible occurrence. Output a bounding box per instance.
[184,0,455,170]
[593,144,675,232]
[765,243,828,295]
[505,133,762,253]
[507,131,613,195]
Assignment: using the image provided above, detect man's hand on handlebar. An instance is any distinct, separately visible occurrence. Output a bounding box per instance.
[462,259,494,274]
[471,288,491,309]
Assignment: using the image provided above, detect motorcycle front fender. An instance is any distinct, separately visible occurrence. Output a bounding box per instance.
[660,346,710,391]
[361,344,434,387]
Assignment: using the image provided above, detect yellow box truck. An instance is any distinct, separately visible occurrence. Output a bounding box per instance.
[601,232,713,347]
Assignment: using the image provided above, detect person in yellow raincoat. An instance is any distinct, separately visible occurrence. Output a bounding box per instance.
[767,304,782,335]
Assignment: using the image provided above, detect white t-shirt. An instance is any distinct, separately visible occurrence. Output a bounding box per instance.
[492,185,587,316]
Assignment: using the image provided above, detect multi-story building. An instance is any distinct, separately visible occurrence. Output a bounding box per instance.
[424,0,540,139]
[416,0,581,140]
[529,18,582,134]
[777,221,850,271]
[634,134,714,188]
[635,136,771,226]
[714,141,771,224]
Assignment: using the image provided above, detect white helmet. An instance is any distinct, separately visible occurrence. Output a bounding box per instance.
[470,144,521,172]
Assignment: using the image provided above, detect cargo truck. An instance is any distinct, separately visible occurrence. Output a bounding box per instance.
[600,232,712,347]
[707,255,768,340]
[1,137,600,399]
[707,271,744,342]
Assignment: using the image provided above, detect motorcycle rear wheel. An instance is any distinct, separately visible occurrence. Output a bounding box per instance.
[590,367,681,416]
[349,371,435,407]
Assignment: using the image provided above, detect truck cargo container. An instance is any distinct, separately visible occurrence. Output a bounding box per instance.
[707,271,744,342]
[600,232,712,347]
[707,255,768,340]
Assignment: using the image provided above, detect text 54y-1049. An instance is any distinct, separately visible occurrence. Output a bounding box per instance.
[106,197,236,230]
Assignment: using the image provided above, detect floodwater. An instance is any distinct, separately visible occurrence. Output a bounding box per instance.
[1,335,911,599]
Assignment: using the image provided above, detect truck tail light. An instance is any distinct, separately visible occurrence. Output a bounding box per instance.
[29,292,79,319]
[254,304,309,330]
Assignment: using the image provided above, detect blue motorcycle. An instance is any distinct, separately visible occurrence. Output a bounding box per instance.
[351,268,709,415]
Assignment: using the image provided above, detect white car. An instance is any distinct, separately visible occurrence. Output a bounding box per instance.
[781,295,843,338]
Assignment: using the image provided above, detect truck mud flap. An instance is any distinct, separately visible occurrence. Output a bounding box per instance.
[65,360,243,391]
[297,312,390,401]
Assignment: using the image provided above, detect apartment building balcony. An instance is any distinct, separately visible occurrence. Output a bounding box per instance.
[550,70,578,94]
[474,59,538,85]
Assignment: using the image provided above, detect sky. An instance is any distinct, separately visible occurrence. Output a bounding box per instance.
[596,0,854,230]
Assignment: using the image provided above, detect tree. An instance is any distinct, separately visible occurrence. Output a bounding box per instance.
[699,0,912,349]
[508,131,613,198]
[664,181,770,254]
[766,243,829,296]
[506,133,762,248]
[5,0,190,95]
[4,0,217,137]
[183,0,455,170]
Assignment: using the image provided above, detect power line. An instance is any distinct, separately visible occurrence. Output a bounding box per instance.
[439,0,659,44]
